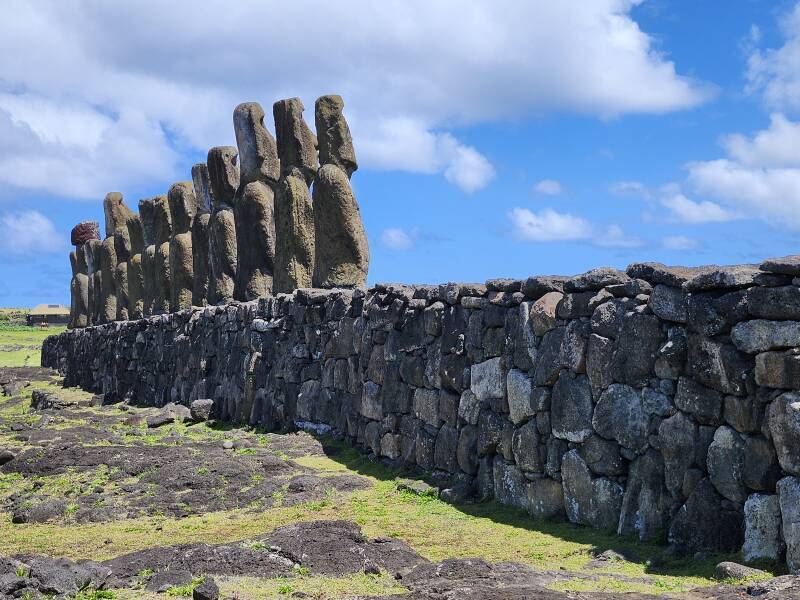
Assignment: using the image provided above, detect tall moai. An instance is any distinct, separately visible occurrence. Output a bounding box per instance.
[312,95,369,288]
[152,195,172,314]
[207,146,239,304]
[100,192,134,323]
[126,212,145,319]
[87,239,102,324]
[68,220,99,328]
[114,212,135,321]
[139,199,157,316]
[233,102,279,300]
[191,163,212,307]
[272,98,317,293]
[168,182,198,311]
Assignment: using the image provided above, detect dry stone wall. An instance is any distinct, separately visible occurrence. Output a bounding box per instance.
[43,257,800,573]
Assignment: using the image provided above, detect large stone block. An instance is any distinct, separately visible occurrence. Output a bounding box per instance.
[592,383,648,453]
[551,372,593,443]
[743,493,784,563]
[756,350,800,389]
[778,476,800,573]
[470,357,504,401]
[768,392,800,476]
[561,450,623,530]
[618,450,670,541]
[707,426,747,503]
[732,319,800,354]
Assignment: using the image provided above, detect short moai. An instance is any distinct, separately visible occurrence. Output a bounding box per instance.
[233,102,278,300]
[312,95,369,288]
[139,199,157,316]
[207,146,239,304]
[100,192,134,323]
[168,182,198,312]
[126,213,145,319]
[68,220,99,328]
[86,239,102,324]
[272,98,317,293]
[152,195,172,314]
[191,163,212,307]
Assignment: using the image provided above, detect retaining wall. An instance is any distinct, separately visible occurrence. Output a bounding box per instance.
[42,259,800,572]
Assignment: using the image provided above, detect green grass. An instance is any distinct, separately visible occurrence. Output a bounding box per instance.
[0,322,66,367]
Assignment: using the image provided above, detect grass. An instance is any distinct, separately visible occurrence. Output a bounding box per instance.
[0,322,65,367]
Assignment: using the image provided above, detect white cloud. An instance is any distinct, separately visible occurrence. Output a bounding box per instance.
[381,228,414,251]
[0,210,66,255]
[508,207,638,247]
[746,2,800,113]
[721,113,800,168]
[662,235,700,250]
[660,193,739,224]
[0,0,710,199]
[533,179,563,195]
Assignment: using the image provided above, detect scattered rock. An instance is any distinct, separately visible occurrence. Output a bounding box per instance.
[193,575,220,600]
[190,399,214,422]
[714,561,768,581]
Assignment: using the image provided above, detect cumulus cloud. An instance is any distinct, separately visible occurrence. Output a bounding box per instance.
[662,235,700,250]
[533,179,563,195]
[0,0,709,199]
[508,207,639,247]
[381,227,414,251]
[0,210,66,256]
[661,193,739,224]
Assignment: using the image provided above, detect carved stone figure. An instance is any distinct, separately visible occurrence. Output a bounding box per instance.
[207,146,239,304]
[233,102,278,300]
[101,192,134,323]
[168,182,197,311]
[312,95,369,288]
[126,213,145,319]
[68,221,98,328]
[191,163,212,307]
[273,98,317,293]
[87,239,102,324]
[139,199,157,316]
[152,195,172,314]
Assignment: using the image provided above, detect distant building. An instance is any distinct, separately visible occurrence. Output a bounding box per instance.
[27,304,70,326]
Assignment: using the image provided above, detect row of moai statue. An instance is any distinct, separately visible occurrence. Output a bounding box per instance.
[67,95,369,328]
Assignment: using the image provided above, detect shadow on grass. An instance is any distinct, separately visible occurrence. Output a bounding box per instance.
[312,434,778,582]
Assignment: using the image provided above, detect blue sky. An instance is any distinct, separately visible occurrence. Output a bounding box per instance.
[1,0,800,306]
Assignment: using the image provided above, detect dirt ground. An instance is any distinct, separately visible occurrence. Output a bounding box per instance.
[0,365,798,599]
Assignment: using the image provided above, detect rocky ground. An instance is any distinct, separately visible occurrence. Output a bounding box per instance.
[0,365,798,599]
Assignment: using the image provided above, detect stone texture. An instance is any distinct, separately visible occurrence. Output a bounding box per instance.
[168,182,197,312]
[683,264,761,292]
[273,97,317,184]
[648,284,686,323]
[592,383,648,452]
[312,163,369,288]
[658,411,697,496]
[674,376,722,425]
[273,171,314,293]
[550,372,593,443]
[233,102,279,186]
[618,450,670,541]
[315,95,357,178]
[235,181,276,300]
[71,221,100,246]
[760,255,800,275]
[506,369,536,425]
[530,292,562,336]
[207,146,240,208]
[732,319,800,354]
[778,476,800,573]
[668,478,742,553]
[768,391,800,476]
[207,148,238,305]
[470,357,504,401]
[138,198,157,316]
[707,426,747,503]
[742,493,784,562]
[748,285,800,320]
[152,196,172,314]
[561,450,623,530]
[756,349,800,389]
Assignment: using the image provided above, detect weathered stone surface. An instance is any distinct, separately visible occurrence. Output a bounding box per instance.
[649,284,686,322]
[561,450,623,530]
[190,399,214,422]
[273,171,314,293]
[434,425,459,472]
[732,319,800,353]
[687,290,748,337]
[152,196,173,314]
[658,411,697,496]
[457,425,478,475]
[723,394,760,434]
[743,493,784,562]
[273,97,317,184]
[688,335,751,396]
[532,327,565,386]
[506,369,536,425]
[71,220,100,246]
[674,376,722,425]
[526,477,564,520]
[492,457,528,510]
[138,198,156,316]
[714,561,768,581]
[470,357,504,401]
[192,212,211,307]
[748,285,800,320]
[530,292,561,337]
[168,182,197,312]
[778,476,800,573]
[626,262,706,287]
[208,207,236,305]
[207,146,240,209]
[511,420,543,472]
[550,372,593,443]
[756,349,800,389]
[608,313,662,387]
[592,383,648,452]
[235,181,276,300]
[521,276,567,300]
[618,450,670,541]
[233,102,279,186]
[683,264,760,292]
[565,268,630,292]
[315,95,357,178]
[125,214,144,319]
[768,392,800,476]
[68,244,90,329]
[312,164,369,289]
[668,478,742,553]
[744,435,781,491]
[760,255,800,275]
[707,426,747,503]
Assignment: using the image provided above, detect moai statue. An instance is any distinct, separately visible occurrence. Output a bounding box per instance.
[126,212,145,319]
[312,95,369,288]
[100,192,134,323]
[152,195,172,314]
[191,163,212,307]
[114,221,132,321]
[87,239,102,324]
[233,102,279,300]
[207,146,239,304]
[168,182,198,312]
[68,221,99,328]
[139,199,157,316]
[272,98,317,293]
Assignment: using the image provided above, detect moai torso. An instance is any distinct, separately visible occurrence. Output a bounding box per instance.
[207,146,239,305]
[101,192,134,322]
[69,221,99,328]
[139,199,156,316]
[126,213,145,319]
[191,163,213,307]
[272,98,317,293]
[152,195,172,314]
[234,102,279,300]
[312,95,369,289]
[168,182,198,312]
